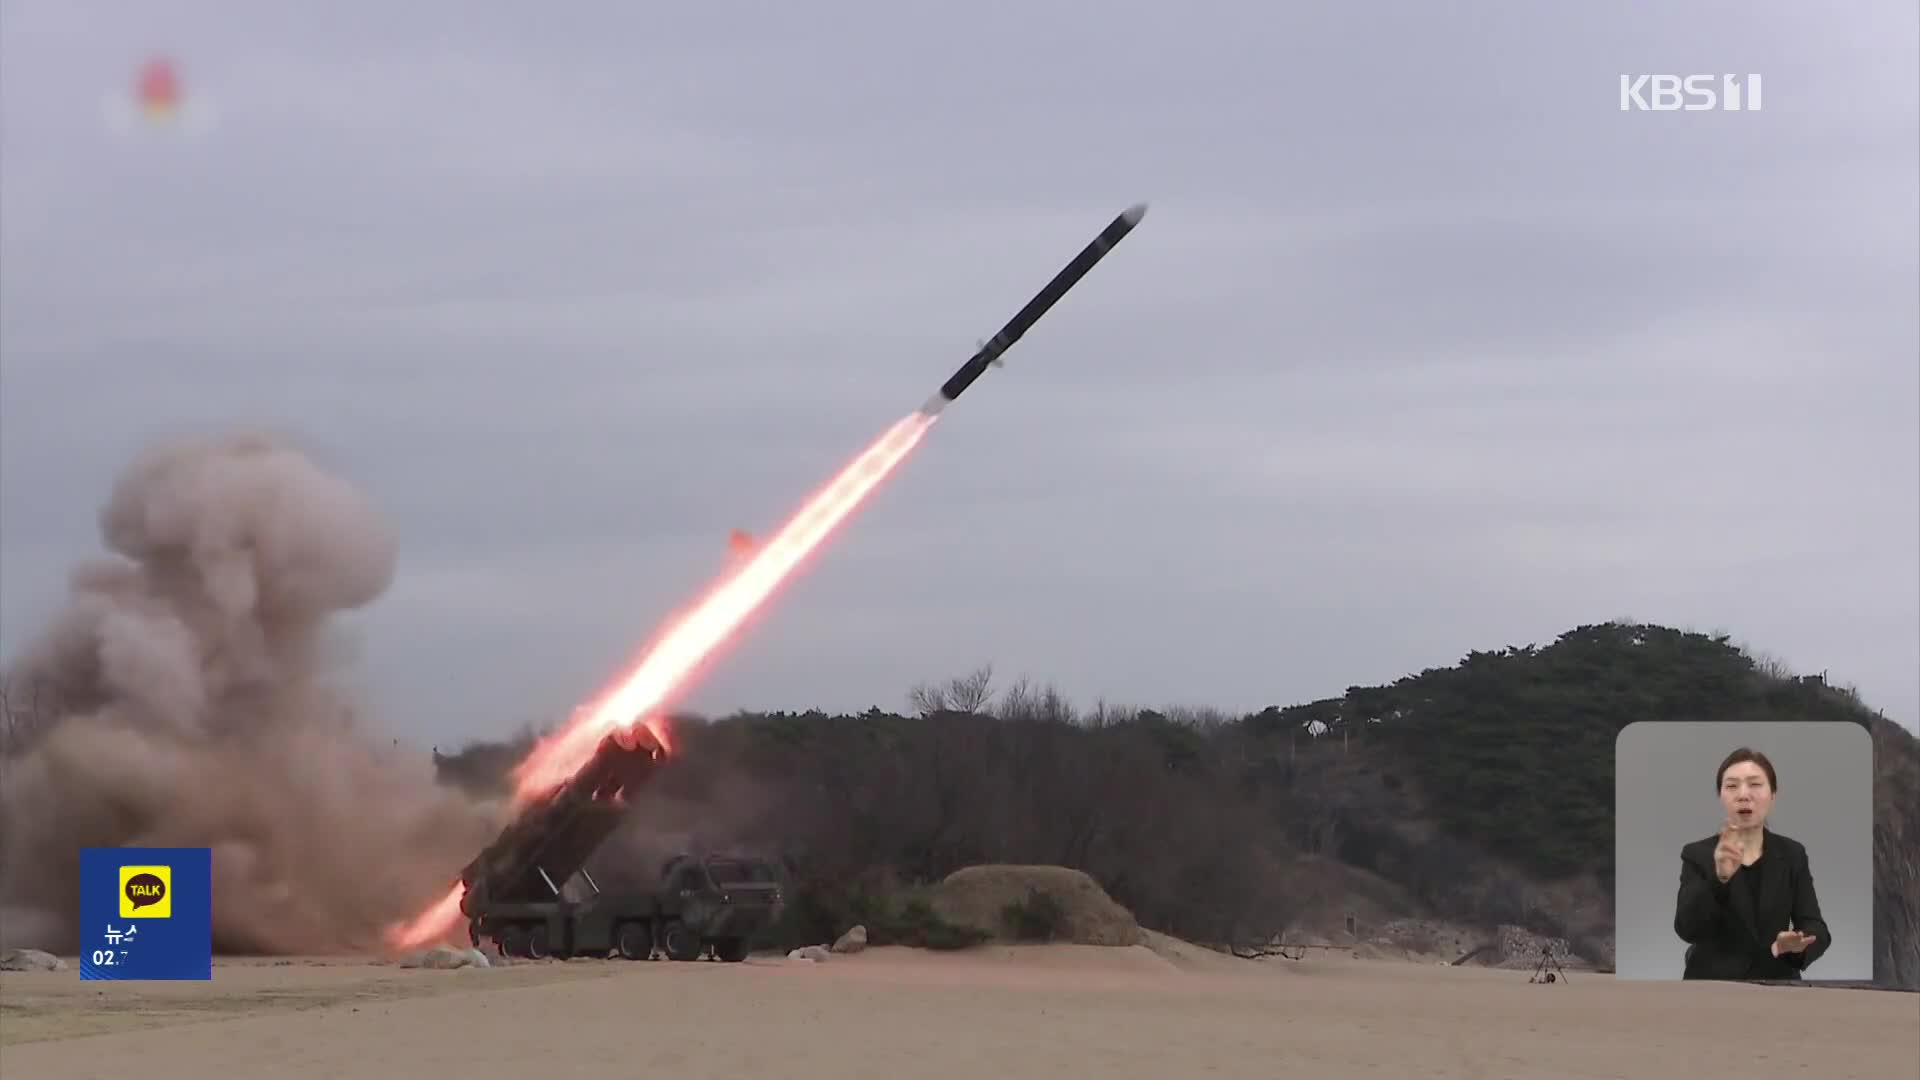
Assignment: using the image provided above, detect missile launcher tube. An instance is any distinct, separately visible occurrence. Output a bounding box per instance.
[457,729,666,916]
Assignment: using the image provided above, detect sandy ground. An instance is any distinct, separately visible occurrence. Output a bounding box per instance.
[4,941,1914,1080]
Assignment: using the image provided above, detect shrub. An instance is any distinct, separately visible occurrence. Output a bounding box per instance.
[1000,886,1068,942]
[895,897,993,950]
[759,877,990,952]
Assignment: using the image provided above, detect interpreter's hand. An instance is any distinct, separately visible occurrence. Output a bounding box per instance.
[1771,930,1817,958]
[1713,824,1744,883]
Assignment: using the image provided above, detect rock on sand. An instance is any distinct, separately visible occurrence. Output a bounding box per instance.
[930,865,1145,946]
[399,945,491,970]
[832,925,868,953]
[0,948,64,972]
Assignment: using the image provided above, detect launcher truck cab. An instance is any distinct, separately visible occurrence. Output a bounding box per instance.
[456,728,783,962]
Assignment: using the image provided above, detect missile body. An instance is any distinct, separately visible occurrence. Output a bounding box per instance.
[918,202,1147,416]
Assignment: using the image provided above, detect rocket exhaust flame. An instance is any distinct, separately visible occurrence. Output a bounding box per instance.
[509,411,937,804]
[385,204,1145,954]
[385,412,937,950]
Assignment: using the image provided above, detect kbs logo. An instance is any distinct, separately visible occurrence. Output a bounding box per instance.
[1620,74,1762,112]
[119,865,172,918]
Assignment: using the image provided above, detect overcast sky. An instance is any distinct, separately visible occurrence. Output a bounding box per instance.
[3,2,1915,746]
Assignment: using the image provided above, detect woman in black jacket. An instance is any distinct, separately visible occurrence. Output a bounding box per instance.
[1674,747,1831,980]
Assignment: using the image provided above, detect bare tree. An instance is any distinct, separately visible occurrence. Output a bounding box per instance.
[907,664,996,717]
[997,676,1039,721]
[998,677,1081,727]
[906,680,948,717]
[946,664,995,714]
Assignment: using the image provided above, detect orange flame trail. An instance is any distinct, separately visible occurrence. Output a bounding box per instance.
[386,409,939,951]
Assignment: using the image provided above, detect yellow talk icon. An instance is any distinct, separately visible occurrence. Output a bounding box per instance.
[120,865,172,918]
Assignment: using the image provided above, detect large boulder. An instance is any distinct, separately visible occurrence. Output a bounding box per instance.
[0,948,65,972]
[930,865,1144,946]
[399,945,491,970]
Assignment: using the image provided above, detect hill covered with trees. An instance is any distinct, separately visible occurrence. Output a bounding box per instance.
[433,621,1919,988]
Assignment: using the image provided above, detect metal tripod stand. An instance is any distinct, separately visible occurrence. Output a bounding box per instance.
[1529,943,1570,984]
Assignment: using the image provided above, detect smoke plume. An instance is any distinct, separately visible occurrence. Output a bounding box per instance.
[0,431,501,954]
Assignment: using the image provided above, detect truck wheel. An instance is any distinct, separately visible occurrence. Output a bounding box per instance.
[714,938,748,963]
[527,925,550,960]
[501,926,528,958]
[661,920,702,962]
[617,922,652,960]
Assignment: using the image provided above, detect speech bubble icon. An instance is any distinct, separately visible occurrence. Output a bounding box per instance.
[125,872,167,911]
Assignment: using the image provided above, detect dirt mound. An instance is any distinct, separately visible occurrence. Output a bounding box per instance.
[1273,854,1422,943]
[929,865,1144,946]
[1137,929,1249,972]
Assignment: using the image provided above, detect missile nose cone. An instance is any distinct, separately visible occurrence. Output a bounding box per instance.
[1120,203,1148,226]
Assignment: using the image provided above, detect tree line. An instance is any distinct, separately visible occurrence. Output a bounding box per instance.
[432,623,1918,986]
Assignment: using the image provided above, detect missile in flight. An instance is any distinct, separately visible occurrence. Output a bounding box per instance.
[918,202,1147,417]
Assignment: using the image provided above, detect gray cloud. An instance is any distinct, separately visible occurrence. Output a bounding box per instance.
[3,0,1914,745]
